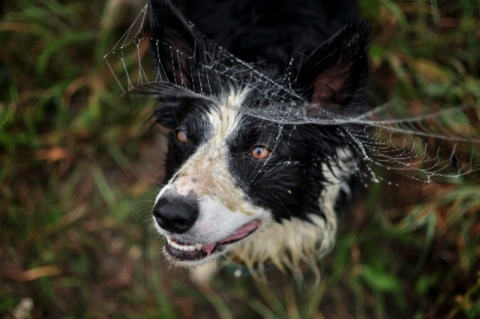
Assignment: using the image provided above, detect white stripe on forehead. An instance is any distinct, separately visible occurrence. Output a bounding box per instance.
[207,88,249,144]
[163,88,257,215]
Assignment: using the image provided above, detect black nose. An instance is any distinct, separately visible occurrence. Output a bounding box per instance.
[152,196,199,234]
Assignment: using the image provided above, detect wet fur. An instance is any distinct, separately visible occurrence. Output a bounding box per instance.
[149,0,370,273]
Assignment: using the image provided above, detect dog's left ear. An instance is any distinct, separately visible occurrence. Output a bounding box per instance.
[296,20,371,113]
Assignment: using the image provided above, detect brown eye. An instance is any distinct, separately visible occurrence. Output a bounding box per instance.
[176,129,188,143]
[250,146,270,159]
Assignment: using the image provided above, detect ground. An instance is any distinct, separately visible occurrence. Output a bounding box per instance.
[1,0,479,318]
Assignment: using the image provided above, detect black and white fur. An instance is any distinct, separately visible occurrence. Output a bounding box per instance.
[149,0,370,272]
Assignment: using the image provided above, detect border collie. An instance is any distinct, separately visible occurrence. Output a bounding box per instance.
[149,0,370,273]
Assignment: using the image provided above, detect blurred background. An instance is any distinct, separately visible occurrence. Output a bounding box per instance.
[1,0,479,318]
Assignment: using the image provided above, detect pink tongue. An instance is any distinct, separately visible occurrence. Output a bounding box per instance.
[203,243,217,254]
[203,220,261,255]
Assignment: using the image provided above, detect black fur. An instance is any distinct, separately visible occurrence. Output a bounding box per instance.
[180,0,359,67]
[227,119,350,221]
[150,0,370,222]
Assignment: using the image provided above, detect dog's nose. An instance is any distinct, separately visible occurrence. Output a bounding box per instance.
[153,196,199,234]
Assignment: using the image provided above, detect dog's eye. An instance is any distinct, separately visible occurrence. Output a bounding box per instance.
[176,129,189,143]
[250,146,271,159]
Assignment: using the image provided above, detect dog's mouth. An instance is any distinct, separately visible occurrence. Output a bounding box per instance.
[164,219,261,262]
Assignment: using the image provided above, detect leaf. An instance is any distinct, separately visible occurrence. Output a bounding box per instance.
[360,265,402,292]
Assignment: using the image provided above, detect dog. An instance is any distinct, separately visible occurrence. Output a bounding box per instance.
[148,0,370,275]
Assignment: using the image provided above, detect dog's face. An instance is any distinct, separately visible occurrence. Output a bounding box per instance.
[148,0,370,266]
[153,94,345,265]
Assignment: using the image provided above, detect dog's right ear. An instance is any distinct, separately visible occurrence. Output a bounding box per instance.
[149,0,202,90]
[149,0,209,128]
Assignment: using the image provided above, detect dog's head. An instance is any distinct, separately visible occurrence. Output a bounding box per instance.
[148,0,370,266]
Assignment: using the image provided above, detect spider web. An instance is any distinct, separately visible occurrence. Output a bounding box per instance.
[104,3,480,185]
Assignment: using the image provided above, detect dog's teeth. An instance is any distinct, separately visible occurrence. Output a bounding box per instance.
[166,238,204,252]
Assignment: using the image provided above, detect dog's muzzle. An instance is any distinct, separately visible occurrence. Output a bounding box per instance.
[152,188,262,264]
[153,193,199,234]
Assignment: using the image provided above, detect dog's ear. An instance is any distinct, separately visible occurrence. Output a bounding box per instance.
[296,20,370,114]
[149,0,209,128]
[149,0,202,89]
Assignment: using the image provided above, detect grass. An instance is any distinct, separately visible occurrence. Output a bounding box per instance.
[1,0,479,318]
